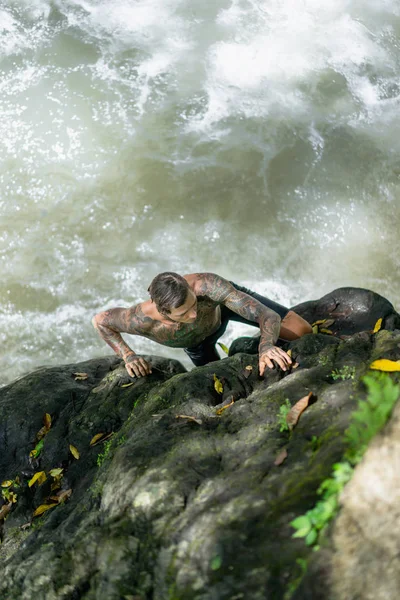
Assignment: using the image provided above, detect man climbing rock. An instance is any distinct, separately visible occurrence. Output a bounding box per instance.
[92,272,312,378]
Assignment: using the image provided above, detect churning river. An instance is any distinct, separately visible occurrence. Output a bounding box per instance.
[1,0,400,385]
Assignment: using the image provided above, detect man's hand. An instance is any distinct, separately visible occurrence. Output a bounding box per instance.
[259,347,292,376]
[125,355,152,378]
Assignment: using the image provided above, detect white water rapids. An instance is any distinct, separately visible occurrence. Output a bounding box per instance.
[1,0,400,385]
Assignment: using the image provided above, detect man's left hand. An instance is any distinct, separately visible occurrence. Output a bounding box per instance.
[259,347,292,376]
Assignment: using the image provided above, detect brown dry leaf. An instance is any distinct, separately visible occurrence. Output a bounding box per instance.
[323,319,335,328]
[28,471,47,488]
[50,489,72,504]
[373,318,383,333]
[32,503,57,518]
[213,374,223,394]
[0,502,12,520]
[370,358,400,372]
[291,362,300,369]
[286,392,313,431]
[274,448,288,466]
[121,382,134,388]
[1,481,13,488]
[50,476,63,492]
[175,415,203,425]
[216,399,235,416]
[69,444,80,460]
[90,433,106,446]
[74,372,88,381]
[36,425,49,441]
[319,328,333,335]
[44,413,52,430]
[20,522,32,531]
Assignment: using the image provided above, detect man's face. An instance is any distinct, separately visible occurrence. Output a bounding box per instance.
[166,290,197,323]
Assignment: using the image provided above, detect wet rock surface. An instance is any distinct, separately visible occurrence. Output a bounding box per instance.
[0,287,399,600]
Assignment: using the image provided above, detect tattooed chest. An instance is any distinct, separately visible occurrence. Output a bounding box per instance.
[146,302,221,348]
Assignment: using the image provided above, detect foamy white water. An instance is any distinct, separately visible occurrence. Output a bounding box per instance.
[1,0,400,385]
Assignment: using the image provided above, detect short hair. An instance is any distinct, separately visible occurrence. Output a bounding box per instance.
[148,272,190,314]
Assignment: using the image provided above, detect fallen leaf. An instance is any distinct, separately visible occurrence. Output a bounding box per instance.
[0,502,12,520]
[323,319,335,328]
[274,448,288,466]
[319,328,333,335]
[9,492,17,504]
[69,444,80,459]
[49,468,63,477]
[44,413,52,430]
[50,489,72,504]
[218,342,229,355]
[291,362,300,369]
[1,481,13,488]
[287,350,292,358]
[29,438,44,458]
[243,365,253,379]
[36,426,49,441]
[286,392,313,431]
[213,374,223,394]
[175,415,203,425]
[20,522,32,531]
[74,372,88,381]
[311,319,327,327]
[373,318,383,333]
[312,325,319,334]
[50,476,63,492]
[369,359,400,372]
[90,433,106,446]
[28,471,47,488]
[32,503,57,518]
[216,399,235,416]
[121,382,134,388]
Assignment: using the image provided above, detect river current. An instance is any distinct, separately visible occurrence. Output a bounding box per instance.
[1,0,400,385]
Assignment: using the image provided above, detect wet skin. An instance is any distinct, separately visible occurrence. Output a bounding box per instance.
[92,272,294,378]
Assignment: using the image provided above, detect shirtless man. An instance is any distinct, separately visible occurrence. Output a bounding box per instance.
[92,272,312,378]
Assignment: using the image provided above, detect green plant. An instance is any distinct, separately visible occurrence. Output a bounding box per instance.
[277,399,292,432]
[97,439,113,467]
[318,354,330,367]
[291,372,399,549]
[284,558,308,599]
[309,435,320,453]
[331,365,356,381]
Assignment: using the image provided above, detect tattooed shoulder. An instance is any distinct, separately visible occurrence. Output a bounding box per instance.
[193,272,234,303]
[127,304,154,335]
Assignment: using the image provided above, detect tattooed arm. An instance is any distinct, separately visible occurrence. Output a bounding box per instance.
[92,306,152,378]
[195,273,292,375]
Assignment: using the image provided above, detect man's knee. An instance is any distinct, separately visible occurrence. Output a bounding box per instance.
[280,311,312,340]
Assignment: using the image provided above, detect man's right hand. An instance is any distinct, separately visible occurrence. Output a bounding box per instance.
[124,355,152,378]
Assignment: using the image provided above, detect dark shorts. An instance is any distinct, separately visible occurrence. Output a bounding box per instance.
[184,281,290,367]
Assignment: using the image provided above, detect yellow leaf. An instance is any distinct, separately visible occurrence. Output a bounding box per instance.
[312,325,319,334]
[369,359,400,372]
[44,413,52,430]
[69,444,80,459]
[213,374,223,395]
[49,468,63,477]
[319,328,333,335]
[28,471,47,488]
[1,481,13,488]
[216,399,235,416]
[311,319,327,326]
[9,492,17,504]
[50,476,62,492]
[287,350,292,358]
[217,342,229,355]
[121,382,134,388]
[90,433,105,446]
[32,504,57,518]
[373,318,383,333]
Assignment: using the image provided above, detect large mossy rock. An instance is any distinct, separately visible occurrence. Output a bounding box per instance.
[0,287,400,600]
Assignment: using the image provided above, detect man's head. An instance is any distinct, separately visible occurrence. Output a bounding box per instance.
[148,272,197,323]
